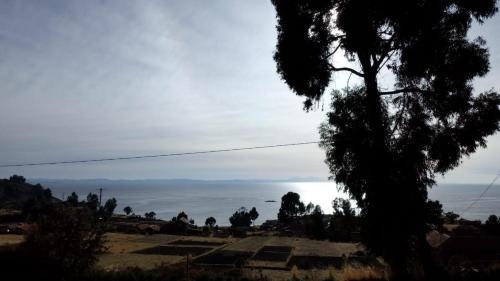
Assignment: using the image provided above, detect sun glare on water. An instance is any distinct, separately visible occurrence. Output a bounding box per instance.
[289,181,354,214]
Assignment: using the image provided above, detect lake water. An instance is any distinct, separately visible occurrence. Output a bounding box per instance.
[36,179,500,226]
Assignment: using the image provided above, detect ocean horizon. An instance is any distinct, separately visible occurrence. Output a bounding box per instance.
[31,178,500,226]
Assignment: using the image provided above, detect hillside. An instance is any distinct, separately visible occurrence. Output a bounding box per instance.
[0,175,59,209]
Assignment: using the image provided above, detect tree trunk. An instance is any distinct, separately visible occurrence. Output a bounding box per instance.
[358,52,411,280]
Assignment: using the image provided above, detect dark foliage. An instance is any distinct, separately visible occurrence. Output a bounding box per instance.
[306,205,327,239]
[67,191,79,206]
[9,174,26,184]
[272,0,499,279]
[229,207,255,227]
[86,193,100,210]
[444,211,460,224]
[329,198,357,241]
[249,207,259,224]
[278,191,305,223]
[205,216,216,227]
[101,197,117,219]
[485,214,500,234]
[424,200,444,229]
[21,204,107,278]
[0,176,55,212]
[177,211,188,221]
[124,205,133,215]
[145,211,157,220]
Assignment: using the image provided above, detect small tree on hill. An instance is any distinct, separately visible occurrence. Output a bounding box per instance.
[305,202,315,215]
[444,211,460,224]
[100,198,117,219]
[205,217,216,228]
[145,211,156,220]
[86,193,99,211]
[485,214,500,234]
[330,198,357,241]
[310,205,327,239]
[486,214,499,226]
[9,175,26,184]
[278,192,305,223]
[123,206,133,216]
[66,192,79,206]
[229,207,252,227]
[249,207,259,225]
[177,211,188,221]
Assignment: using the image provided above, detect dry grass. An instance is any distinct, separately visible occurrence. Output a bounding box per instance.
[0,234,23,246]
[341,265,388,281]
[131,234,181,244]
[243,267,344,281]
[294,239,361,257]
[98,253,183,270]
[225,236,270,252]
[104,233,155,253]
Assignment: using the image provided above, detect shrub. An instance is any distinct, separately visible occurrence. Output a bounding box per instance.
[22,204,107,278]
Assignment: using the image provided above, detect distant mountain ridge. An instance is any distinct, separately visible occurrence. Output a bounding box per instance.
[30,177,327,189]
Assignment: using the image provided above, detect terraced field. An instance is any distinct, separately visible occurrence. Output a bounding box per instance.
[1,232,383,279]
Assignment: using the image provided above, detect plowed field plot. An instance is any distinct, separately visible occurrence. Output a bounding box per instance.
[134,245,213,256]
[194,250,253,266]
[287,256,344,269]
[252,246,292,262]
[169,240,226,246]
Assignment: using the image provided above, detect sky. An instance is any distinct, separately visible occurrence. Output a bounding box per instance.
[0,0,499,183]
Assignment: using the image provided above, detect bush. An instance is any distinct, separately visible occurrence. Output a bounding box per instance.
[22,204,107,278]
[229,207,254,227]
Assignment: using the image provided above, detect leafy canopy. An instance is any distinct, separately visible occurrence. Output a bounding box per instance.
[272,0,499,278]
[277,191,305,223]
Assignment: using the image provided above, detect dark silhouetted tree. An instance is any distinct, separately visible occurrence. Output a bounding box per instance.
[444,211,460,224]
[145,211,156,220]
[485,214,500,234]
[249,207,259,225]
[278,192,305,223]
[22,204,106,278]
[66,192,79,206]
[424,200,444,228]
[86,193,99,211]
[101,198,117,219]
[205,217,216,227]
[305,202,315,215]
[272,0,499,279]
[229,207,252,227]
[9,174,26,184]
[177,211,188,221]
[330,198,356,241]
[310,205,327,239]
[486,214,499,226]
[123,206,133,216]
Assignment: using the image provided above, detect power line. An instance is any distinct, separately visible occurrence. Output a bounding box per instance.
[459,173,500,217]
[0,141,320,168]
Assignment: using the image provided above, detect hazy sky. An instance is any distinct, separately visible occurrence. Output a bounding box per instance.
[0,0,499,182]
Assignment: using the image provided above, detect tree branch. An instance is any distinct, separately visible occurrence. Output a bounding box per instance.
[326,43,343,59]
[390,95,408,137]
[328,64,365,77]
[379,87,431,96]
